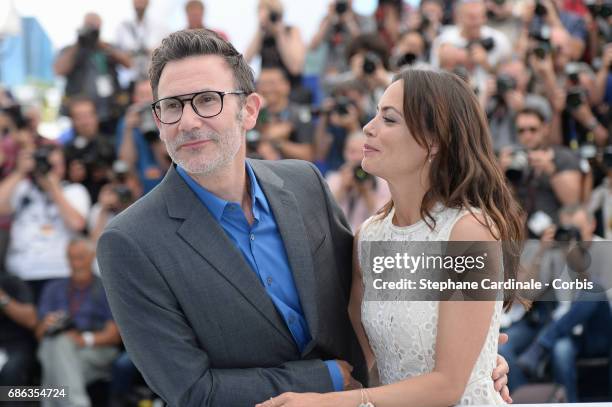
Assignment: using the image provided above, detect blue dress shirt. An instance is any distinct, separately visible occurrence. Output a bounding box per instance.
[176,164,343,391]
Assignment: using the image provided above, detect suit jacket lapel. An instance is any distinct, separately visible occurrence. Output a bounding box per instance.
[161,166,295,346]
[249,160,320,348]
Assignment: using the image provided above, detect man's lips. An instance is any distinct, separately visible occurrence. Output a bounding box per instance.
[179,139,212,150]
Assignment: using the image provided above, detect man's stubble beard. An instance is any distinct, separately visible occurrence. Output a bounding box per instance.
[163,113,244,176]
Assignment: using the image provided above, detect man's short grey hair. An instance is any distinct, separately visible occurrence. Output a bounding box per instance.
[149,29,255,100]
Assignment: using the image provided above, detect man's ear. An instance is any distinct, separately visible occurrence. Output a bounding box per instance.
[242,93,263,131]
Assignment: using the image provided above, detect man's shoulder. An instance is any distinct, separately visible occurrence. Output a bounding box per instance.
[251,159,321,184]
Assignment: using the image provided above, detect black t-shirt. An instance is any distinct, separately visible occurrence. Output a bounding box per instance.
[0,274,35,345]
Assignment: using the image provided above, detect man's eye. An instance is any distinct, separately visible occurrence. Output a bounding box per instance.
[165,101,181,110]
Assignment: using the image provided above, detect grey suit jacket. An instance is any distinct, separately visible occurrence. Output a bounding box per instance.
[97,159,367,407]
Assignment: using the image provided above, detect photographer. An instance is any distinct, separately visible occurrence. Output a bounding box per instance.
[0,273,37,386]
[326,132,390,231]
[244,0,306,92]
[485,58,552,150]
[54,13,132,132]
[313,88,366,172]
[114,0,170,87]
[309,0,375,75]
[500,107,582,232]
[405,0,445,59]
[390,30,428,71]
[431,0,512,74]
[0,145,90,300]
[88,163,139,243]
[516,205,612,402]
[63,97,116,202]
[521,0,587,61]
[117,78,169,194]
[324,33,392,119]
[251,68,314,161]
[36,238,120,407]
[554,61,609,148]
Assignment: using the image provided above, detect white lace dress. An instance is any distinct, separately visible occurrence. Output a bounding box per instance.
[359,204,505,405]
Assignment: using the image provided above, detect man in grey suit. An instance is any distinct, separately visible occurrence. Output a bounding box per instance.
[97,29,509,407]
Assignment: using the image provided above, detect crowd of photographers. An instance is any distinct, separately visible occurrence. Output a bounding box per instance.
[0,0,611,405]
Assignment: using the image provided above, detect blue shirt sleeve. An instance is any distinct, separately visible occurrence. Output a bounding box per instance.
[324,360,344,391]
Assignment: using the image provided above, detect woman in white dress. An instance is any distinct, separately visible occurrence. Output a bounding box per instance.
[258,69,525,407]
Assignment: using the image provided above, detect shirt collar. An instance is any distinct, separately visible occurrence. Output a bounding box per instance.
[176,163,270,222]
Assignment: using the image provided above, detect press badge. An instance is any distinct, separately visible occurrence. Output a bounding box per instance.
[96,75,114,98]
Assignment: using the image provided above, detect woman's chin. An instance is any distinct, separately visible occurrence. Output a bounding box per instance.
[361,160,379,177]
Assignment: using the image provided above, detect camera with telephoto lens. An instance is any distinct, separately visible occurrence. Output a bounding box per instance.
[496,74,517,95]
[535,0,548,16]
[139,105,159,144]
[353,165,375,185]
[467,37,495,52]
[529,25,552,59]
[505,147,528,183]
[111,185,133,211]
[77,26,99,49]
[336,0,348,14]
[566,87,586,110]
[554,225,582,242]
[332,96,353,116]
[395,52,417,69]
[32,146,53,176]
[585,0,612,18]
[269,10,280,23]
[362,52,381,75]
[45,312,75,337]
[565,63,581,85]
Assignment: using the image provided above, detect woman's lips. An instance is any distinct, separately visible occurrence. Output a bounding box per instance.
[363,144,380,154]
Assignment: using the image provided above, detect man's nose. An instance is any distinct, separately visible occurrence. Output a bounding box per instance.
[178,102,203,133]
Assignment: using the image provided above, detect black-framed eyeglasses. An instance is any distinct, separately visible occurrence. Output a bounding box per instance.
[151,90,247,124]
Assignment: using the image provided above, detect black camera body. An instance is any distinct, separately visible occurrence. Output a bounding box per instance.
[139,105,159,144]
[33,147,53,176]
[335,0,349,15]
[395,52,417,69]
[496,74,517,95]
[554,225,582,242]
[585,0,612,18]
[45,313,75,337]
[566,87,586,110]
[362,52,381,75]
[505,147,528,184]
[333,96,352,116]
[78,27,99,49]
[269,10,280,23]
[534,0,548,16]
[468,37,495,52]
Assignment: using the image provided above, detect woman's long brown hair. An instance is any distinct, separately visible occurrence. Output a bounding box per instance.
[377,69,526,310]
